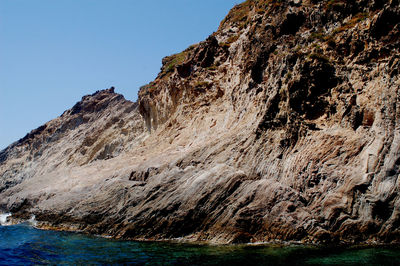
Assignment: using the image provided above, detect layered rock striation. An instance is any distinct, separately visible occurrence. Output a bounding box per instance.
[1,0,400,244]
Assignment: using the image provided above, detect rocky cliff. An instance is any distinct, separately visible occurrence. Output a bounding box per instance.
[1,0,400,244]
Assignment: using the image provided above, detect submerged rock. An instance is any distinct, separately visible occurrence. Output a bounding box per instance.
[1,0,400,244]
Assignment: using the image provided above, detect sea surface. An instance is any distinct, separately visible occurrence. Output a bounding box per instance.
[1,223,400,265]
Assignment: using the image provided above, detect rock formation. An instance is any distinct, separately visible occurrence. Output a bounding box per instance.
[1,0,400,244]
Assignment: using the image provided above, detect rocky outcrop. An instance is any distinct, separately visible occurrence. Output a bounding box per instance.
[0,88,145,194]
[1,0,400,244]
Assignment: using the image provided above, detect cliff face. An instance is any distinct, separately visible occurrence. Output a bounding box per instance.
[1,0,400,244]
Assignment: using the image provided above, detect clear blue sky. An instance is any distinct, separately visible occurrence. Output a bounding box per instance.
[0,0,241,150]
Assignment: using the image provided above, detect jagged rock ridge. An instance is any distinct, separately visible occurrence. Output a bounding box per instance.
[1,0,400,244]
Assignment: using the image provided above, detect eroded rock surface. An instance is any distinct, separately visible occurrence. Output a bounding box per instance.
[1,0,400,244]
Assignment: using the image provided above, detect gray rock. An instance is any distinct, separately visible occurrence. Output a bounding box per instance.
[1,0,400,244]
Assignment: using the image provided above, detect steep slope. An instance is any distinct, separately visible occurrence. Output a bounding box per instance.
[0,88,146,215]
[1,0,400,244]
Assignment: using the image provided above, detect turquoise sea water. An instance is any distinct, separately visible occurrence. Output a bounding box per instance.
[1,224,400,265]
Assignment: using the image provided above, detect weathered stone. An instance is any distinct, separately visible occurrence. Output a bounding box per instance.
[1,0,400,244]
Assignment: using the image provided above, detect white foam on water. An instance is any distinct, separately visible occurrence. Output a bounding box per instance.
[28,215,37,227]
[0,213,12,226]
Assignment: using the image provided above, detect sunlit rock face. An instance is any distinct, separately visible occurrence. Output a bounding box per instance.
[1,0,400,244]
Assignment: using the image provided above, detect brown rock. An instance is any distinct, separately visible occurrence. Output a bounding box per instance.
[1,0,400,244]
